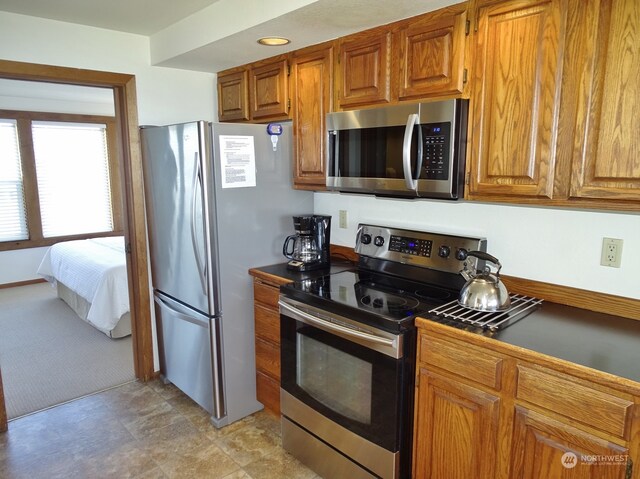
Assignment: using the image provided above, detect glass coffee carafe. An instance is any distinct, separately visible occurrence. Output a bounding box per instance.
[283,234,321,263]
[282,215,331,271]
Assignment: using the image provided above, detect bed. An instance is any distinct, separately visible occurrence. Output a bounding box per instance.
[37,236,131,338]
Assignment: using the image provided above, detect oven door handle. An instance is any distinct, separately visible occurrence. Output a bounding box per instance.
[279,300,401,358]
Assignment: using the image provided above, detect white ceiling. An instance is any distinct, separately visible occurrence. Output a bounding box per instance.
[0,0,221,35]
[0,0,457,72]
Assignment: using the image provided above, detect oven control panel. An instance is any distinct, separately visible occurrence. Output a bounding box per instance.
[389,235,432,257]
[355,224,487,274]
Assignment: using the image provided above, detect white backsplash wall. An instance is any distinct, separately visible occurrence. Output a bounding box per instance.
[314,192,640,300]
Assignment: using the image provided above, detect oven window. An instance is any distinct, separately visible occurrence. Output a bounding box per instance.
[281,314,412,452]
[297,333,372,424]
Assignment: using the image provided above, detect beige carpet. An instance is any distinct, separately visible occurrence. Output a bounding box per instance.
[0,282,135,419]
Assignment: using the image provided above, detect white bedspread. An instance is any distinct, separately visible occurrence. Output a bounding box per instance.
[37,237,129,334]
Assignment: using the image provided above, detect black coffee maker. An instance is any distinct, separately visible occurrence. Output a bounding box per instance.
[283,215,331,271]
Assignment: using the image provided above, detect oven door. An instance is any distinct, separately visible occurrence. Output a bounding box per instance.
[279,296,407,453]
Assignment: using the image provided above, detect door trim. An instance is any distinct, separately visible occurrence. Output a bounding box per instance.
[0,59,154,432]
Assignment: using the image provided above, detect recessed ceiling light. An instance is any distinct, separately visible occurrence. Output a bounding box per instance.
[257,37,290,46]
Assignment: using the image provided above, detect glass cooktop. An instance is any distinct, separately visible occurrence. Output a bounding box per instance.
[281,269,460,332]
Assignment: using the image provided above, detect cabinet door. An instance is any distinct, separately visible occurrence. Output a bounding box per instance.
[398,5,467,100]
[250,58,289,121]
[569,0,640,201]
[337,31,392,108]
[510,406,630,479]
[217,70,249,122]
[291,46,332,189]
[413,368,500,479]
[468,0,566,199]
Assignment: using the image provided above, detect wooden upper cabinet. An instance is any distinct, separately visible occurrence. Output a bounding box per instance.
[291,45,332,189]
[569,0,640,202]
[336,30,392,108]
[413,367,500,479]
[398,4,468,100]
[217,69,249,122]
[250,58,290,121]
[468,0,566,199]
[510,406,630,479]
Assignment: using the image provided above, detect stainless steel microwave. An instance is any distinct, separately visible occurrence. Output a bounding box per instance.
[326,99,468,199]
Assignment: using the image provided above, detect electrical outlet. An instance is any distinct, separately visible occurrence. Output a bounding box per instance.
[601,237,623,268]
[339,210,348,228]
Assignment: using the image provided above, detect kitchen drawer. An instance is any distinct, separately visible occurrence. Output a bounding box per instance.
[254,280,280,309]
[256,370,280,415]
[516,364,633,439]
[254,303,280,345]
[419,333,503,390]
[255,337,280,380]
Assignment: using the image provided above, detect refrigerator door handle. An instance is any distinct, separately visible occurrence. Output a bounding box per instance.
[191,152,208,296]
[154,294,208,328]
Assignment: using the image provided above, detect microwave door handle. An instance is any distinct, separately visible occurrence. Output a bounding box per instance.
[402,113,420,191]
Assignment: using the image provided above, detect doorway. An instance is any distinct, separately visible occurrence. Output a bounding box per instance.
[0,59,154,432]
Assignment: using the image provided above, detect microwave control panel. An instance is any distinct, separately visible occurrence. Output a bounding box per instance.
[420,122,451,181]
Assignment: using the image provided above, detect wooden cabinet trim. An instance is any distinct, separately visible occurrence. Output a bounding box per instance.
[255,337,280,380]
[510,405,630,478]
[217,69,249,121]
[469,0,566,199]
[413,367,501,479]
[254,303,281,345]
[248,269,292,287]
[337,30,392,108]
[398,4,467,100]
[256,370,281,414]
[250,58,290,121]
[253,280,280,309]
[569,0,640,201]
[291,45,333,189]
[516,363,633,440]
[416,318,640,397]
[501,274,640,322]
[419,334,504,390]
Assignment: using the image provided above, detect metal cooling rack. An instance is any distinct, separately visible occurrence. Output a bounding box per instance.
[427,294,543,331]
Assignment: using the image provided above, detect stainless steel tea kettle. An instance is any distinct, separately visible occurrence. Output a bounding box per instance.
[458,251,511,312]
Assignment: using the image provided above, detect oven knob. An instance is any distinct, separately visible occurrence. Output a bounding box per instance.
[361,295,371,305]
[361,233,372,245]
[372,297,384,308]
[438,245,451,258]
[374,236,385,247]
[455,248,468,261]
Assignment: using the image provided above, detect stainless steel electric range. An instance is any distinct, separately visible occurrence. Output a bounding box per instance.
[278,224,506,479]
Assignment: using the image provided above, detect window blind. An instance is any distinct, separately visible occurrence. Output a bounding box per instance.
[0,119,29,242]
[32,121,114,238]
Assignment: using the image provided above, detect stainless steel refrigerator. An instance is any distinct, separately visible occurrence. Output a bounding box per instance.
[140,121,313,427]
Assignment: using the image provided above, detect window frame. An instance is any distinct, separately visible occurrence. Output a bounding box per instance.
[0,109,123,251]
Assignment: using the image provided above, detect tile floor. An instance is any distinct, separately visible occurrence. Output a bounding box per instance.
[0,379,319,479]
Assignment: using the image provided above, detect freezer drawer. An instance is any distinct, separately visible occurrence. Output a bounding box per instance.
[154,292,219,416]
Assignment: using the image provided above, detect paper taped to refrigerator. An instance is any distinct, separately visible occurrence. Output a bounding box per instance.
[219,135,256,188]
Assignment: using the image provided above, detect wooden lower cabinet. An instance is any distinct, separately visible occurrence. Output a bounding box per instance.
[413,367,500,479]
[414,319,640,479]
[255,370,280,415]
[252,278,284,414]
[510,406,629,479]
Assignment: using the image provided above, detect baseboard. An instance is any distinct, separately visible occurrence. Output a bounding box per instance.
[0,278,47,289]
